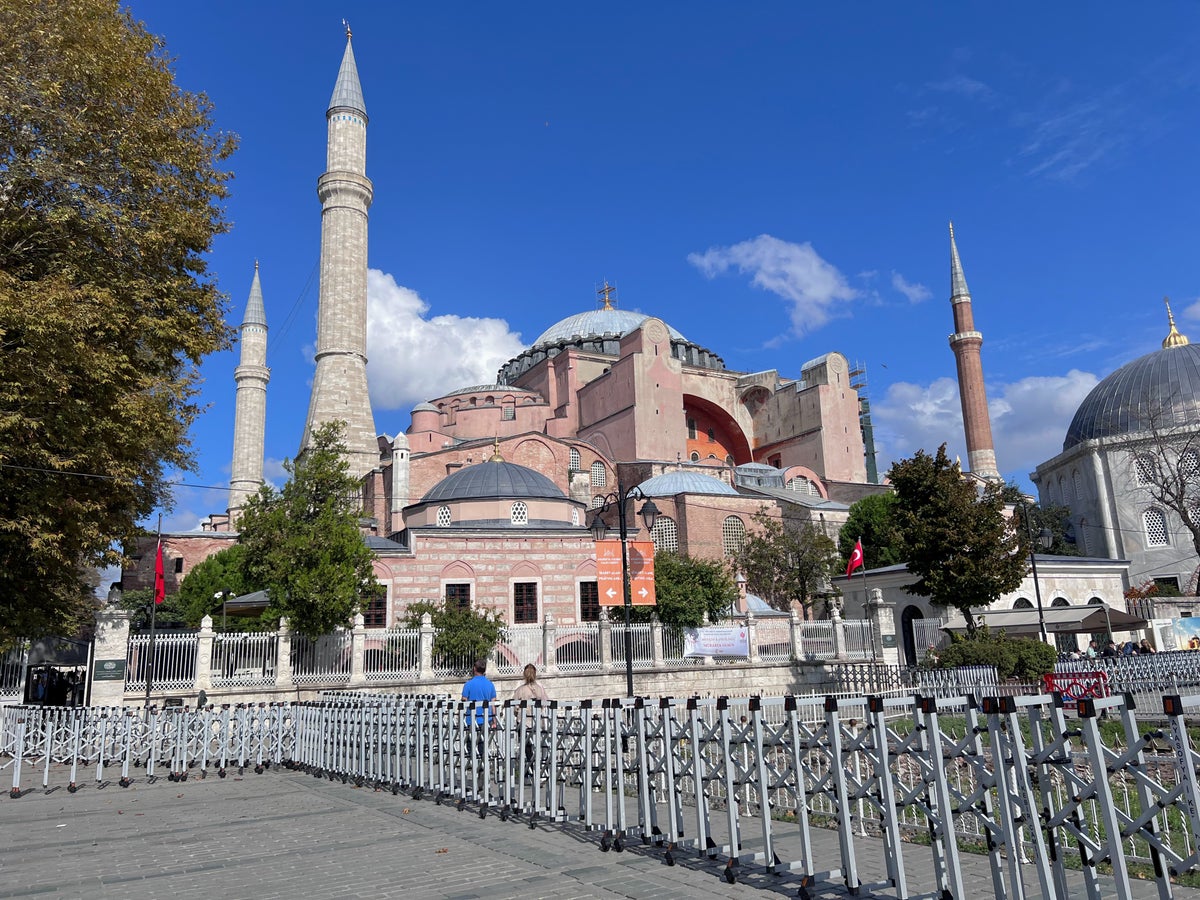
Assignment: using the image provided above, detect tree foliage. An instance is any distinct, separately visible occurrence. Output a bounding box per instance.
[236,423,377,638]
[888,445,1026,631]
[736,510,839,614]
[0,0,236,643]
[1000,484,1080,557]
[176,544,253,628]
[642,552,737,627]
[405,598,504,663]
[837,493,904,572]
[931,628,1057,681]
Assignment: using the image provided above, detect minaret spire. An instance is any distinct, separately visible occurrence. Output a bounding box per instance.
[946,223,1000,481]
[301,33,378,477]
[229,263,270,518]
[1163,297,1190,349]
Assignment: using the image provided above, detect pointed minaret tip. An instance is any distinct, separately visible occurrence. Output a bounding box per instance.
[949,221,970,300]
[243,261,267,327]
[328,25,366,116]
[342,18,352,40]
[1163,296,1190,348]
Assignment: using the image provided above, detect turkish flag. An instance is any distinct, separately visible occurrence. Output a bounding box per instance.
[153,539,166,605]
[845,539,864,577]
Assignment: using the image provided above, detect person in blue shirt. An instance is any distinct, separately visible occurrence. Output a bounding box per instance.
[461,658,497,727]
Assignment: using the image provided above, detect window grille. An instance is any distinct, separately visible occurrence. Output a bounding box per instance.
[1071,470,1085,506]
[510,501,528,525]
[363,589,388,627]
[786,477,819,496]
[579,581,600,622]
[436,505,451,527]
[445,583,471,610]
[501,406,515,421]
[1136,455,1157,486]
[591,495,604,509]
[569,447,581,471]
[571,508,580,526]
[650,516,678,553]
[722,516,746,557]
[1144,508,1169,547]
[513,582,538,624]
[1182,451,1200,480]
[590,461,607,488]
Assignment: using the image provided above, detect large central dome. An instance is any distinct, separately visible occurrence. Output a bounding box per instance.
[1063,341,1200,450]
[533,307,686,348]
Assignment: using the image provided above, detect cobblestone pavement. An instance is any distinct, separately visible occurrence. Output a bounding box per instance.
[2,766,1199,899]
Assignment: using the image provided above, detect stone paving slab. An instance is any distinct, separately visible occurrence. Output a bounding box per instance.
[1,766,1198,899]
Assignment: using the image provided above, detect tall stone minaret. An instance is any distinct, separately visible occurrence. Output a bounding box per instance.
[229,262,270,516]
[947,222,1000,481]
[300,28,378,477]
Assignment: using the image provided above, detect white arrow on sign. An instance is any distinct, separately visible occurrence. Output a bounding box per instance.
[606,588,618,598]
[637,587,650,598]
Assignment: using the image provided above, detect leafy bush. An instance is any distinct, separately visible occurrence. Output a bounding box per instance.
[405,599,504,662]
[934,626,1056,680]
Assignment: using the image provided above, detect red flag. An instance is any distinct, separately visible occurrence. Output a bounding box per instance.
[846,538,864,577]
[153,538,166,605]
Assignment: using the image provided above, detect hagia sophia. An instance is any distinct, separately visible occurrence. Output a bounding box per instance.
[123,34,1200,658]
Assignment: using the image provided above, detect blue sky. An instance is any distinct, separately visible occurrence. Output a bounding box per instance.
[125,2,1200,532]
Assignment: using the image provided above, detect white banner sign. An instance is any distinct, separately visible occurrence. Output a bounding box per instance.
[683,626,749,658]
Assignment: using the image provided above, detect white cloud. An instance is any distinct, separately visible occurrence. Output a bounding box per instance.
[926,74,997,102]
[263,457,288,488]
[872,370,1099,484]
[365,270,527,411]
[891,271,932,303]
[1182,299,1200,322]
[687,235,857,337]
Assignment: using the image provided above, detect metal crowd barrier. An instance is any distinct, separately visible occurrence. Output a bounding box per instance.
[6,691,1200,899]
[0,703,293,796]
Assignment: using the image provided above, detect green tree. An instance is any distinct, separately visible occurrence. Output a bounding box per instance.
[736,510,839,614]
[176,544,253,628]
[642,552,737,627]
[888,444,1026,632]
[1001,484,1080,557]
[0,0,236,643]
[236,422,378,638]
[405,598,504,663]
[837,493,904,571]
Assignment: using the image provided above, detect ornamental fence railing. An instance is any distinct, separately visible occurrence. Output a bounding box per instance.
[6,688,1200,898]
[116,610,877,699]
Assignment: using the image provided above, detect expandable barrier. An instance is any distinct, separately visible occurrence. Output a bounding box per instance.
[6,691,1200,898]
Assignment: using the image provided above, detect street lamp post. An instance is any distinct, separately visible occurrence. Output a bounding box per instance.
[1023,504,1054,646]
[214,589,233,631]
[589,483,660,698]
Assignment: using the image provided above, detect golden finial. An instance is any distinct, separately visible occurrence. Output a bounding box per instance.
[597,280,616,311]
[1163,296,1190,349]
[342,18,352,39]
[489,436,504,462]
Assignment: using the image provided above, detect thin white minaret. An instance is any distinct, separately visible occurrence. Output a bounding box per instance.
[947,223,1000,481]
[300,27,378,477]
[229,262,270,516]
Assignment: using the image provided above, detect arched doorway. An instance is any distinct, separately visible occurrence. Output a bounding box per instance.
[900,605,923,667]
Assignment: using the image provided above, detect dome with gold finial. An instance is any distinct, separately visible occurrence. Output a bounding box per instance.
[1063,299,1200,450]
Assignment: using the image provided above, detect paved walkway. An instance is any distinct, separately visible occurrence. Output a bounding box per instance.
[2,766,1198,899]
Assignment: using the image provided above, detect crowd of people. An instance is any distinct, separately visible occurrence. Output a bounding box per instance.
[1072,638,1157,660]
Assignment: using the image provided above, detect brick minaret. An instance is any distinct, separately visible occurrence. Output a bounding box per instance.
[300,29,378,477]
[228,262,269,515]
[948,222,999,481]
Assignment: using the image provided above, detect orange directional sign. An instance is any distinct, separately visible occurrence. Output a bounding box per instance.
[595,539,657,606]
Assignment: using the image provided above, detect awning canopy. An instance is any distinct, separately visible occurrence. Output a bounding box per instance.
[944,604,1147,636]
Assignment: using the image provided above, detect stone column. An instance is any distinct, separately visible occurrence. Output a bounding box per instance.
[598,608,613,672]
[90,607,132,708]
[274,617,293,688]
[542,613,558,677]
[746,610,759,663]
[831,600,847,660]
[196,616,214,695]
[650,614,665,668]
[419,612,434,680]
[349,613,367,687]
[866,588,900,667]
[790,611,804,660]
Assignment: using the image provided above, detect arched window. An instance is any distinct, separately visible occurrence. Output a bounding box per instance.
[510,501,528,526]
[1071,470,1085,506]
[569,447,581,472]
[1013,597,1034,609]
[722,516,746,557]
[651,516,678,553]
[591,495,605,509]
[690,452,700,462]
[1143,508,1169,547]
[590,461,607,488]
[571,508,580,526]
[1059,476,1070,505]
[1182,451,1200,480]
[787,477,819,496]
[1051,597,1070,607]
[1078,517,1089,554]
[1136,455,1157,486]
[436,505,451,527]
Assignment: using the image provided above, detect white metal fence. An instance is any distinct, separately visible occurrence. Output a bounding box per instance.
[552,623,601,672]
[126,632,198,693]
[212,632,276,688]
[291,632,352,685]
[363,628,420,682]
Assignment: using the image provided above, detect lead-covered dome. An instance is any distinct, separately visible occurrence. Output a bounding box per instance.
[636,471,738,497]
[422,459,566,503]
[533,308,687,347]
[1063,342,1200,450]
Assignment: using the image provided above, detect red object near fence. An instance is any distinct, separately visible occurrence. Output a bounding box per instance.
[1043,671,1110,708]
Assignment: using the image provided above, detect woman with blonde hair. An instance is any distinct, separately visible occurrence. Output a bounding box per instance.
[512,663,549,702]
